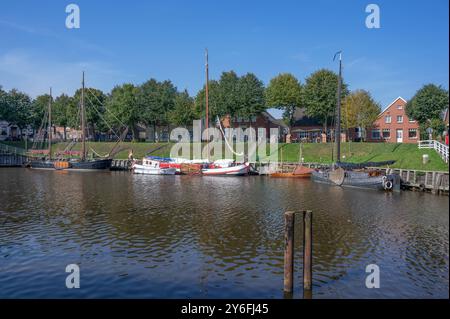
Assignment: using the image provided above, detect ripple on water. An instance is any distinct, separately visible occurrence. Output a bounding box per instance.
[0,169,448,298]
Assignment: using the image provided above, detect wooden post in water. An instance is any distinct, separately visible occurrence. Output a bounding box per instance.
[303,210,312,291]
[283,211,295,293]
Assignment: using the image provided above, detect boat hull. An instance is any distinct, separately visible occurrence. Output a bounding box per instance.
[68,159,113,170]
[133,164,177,175]
[202,164,249,176]
[311,170,388,190]
[29,160,55,170]
[270,172,311,178]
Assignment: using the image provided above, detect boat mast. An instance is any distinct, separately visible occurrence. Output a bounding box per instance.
[205,48,210,161]
[81,71,86,161]
[48,87,52,160]
[335,51,342,163]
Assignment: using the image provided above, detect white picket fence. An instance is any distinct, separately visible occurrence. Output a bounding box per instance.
[418,140,449,163]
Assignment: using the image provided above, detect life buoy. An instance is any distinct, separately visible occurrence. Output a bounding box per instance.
[384,180,393,190]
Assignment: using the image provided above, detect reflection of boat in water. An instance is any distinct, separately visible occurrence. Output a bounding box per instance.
[132,158,177,175]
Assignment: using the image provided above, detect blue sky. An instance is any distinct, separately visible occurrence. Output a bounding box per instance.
[0,0,448,118]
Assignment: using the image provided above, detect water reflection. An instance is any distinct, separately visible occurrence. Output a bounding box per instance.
[0,168,448,298]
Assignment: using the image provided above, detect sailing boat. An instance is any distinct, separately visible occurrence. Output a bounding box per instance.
[63,72,113,170]
[311,52,398,191]
[199,49,249,176]
[270,143,314,178]
[29,88,56,169]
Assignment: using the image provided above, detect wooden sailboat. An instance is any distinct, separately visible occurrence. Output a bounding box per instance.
[199,49,249,176]
[63,72,113,170]
[29,88,56,169]
[311,52,398,191]
[270,143,314,178]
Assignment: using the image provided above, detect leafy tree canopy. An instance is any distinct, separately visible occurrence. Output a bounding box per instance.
[406,84,449,125]
[265,73,302,129]
[303,69,348,129]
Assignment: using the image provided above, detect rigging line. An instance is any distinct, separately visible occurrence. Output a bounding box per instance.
[86,88,127,128]
[84,94,120,139]
[215,116,244,157]
[32,108,49,150]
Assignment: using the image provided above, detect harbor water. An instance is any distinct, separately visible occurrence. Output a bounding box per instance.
[0,168,448,298]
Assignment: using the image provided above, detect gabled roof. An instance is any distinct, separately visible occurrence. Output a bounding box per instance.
[378,96,407,118]
[262,111,288,128]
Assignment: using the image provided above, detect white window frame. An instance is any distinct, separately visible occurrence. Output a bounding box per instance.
[397,115,403,123]
[385,115,391,124]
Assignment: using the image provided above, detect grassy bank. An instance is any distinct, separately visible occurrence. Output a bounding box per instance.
[2,141,448,171]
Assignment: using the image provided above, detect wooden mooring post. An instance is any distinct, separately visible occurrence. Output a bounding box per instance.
[303,210,312,291]
[283,210,313,295]
[283,211,295,293]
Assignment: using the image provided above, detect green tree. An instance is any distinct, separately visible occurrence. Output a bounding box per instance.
[236,73,266,121]
[303,69,348,136]
[217,71,240,116]
[53,94,77,140]
[106,83,140,140]
[169,90,197,127]
[29,94,51,130]
[194,80,221,121]
[138,79,177,141]
[1,89,32,129]
[342,90,381,141]
[265,73,302,130]
[73,88,107,139]
[406,84,449,126]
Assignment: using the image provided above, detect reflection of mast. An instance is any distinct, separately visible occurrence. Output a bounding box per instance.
[334,51,342,163]
[205,49,210,161]
[81,71,86,161]
[48,87,52,160]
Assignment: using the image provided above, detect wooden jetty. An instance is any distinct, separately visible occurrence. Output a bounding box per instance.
[366,167,449,195]
[0,144,28,167]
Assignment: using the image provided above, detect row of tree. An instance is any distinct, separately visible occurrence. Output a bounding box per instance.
[1,69,448,141]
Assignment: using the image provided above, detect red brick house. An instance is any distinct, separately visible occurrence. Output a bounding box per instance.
[368,97,419,143]
[221,112,287,142]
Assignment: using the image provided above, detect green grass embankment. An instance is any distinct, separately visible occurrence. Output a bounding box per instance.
[2,141,448,171]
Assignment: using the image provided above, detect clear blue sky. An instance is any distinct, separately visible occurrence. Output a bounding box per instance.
[0,0,448,118]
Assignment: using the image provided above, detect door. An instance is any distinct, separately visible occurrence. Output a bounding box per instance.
[396,129,403,143]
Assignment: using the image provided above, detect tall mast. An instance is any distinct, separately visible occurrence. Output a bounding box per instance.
[48,87,52,160]
[81,71,86,161]
[205,49,209,130]
[205,48,210,161]
[335,51,342,163]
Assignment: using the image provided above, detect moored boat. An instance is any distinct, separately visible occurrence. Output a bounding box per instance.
[132,158,177,175]
[270,165,314,178]
[202,160,249,176]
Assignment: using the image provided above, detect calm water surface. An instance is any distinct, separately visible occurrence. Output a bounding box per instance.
[0,168,448,298]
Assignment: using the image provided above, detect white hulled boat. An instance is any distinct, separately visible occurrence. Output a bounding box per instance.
[132,158,177,175]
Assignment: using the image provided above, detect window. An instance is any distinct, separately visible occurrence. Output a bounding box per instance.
[372,129,381,139]
[408,129,417,139]
[397,115,403,123]
[382,129,390,139]
[408,118,415,123]
[385,115,391,124]
[397,104,403,110]
[251,116,257,123]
